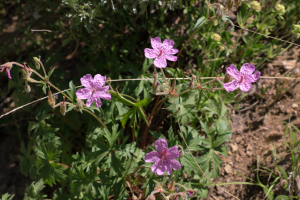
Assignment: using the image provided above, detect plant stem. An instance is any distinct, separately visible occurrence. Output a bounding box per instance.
[37,60,47,77]
[48,82,74,103]
[82,108,108,129]
[141,96,160,150]
[160,68,167,83]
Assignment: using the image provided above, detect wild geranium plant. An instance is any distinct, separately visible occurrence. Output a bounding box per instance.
[0,1,276,199]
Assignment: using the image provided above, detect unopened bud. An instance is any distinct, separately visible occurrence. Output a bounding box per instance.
[147,195,155,200]
[33,57,40,70]
[226,0,234,11]
[153,72,158,80]
[179,150,184,158]
[189,81,194,89]
[234,0,242,7]
[25,84,31,93]
[224,73,231,83]
[75,98,83,112]
[48,86,55,108]
[60,97,67,116]
[234,92,242,102]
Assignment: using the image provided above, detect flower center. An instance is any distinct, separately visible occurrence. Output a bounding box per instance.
[160,152,167,161]
[92,88,97,93]
[237,74,245,83]
[158,48,164,57]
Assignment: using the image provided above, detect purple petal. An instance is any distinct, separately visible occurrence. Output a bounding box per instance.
[92,95,102,108]
[162,39,175,50]
[167,146,179,159]
[86,93,94,107]
[154,57,167,68]
[155,138,168,154]
[144,48,158,59]
[94,74,106,88]
[165,160,172,175]
[80,74,94,89]
[6,69,11,79]
[145,151,161,162]
[240,63,255,75]
[226,65,240,80]
[98,91,111,100]
[240,82,252,92]
[168,159,181,170]
[151,160,166,175]
[164,49,179,55]
[98,85,109,92]
[151,37,162,50]
[76,88,92,99]
[245,71,261,83]
[164,54,177,62]
[224,80,240,92]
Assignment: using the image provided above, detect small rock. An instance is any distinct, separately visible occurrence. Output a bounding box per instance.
[229,143,238,152]
[217,196,225,200]
[235,136,243,143]
[224,165,233,174]
[246,151,253,156]
[239,149,246,157]
[292,103,298,108]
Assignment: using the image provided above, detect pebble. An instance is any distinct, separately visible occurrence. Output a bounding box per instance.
[246,151,253,156]
[229,143,238,152]
[224,165,233,174]
[292,103,298,108]
[239,149,246,157]
[235,136,243,143]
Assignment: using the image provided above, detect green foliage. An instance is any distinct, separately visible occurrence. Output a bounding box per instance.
[24,179,47,200]
[0,194,14,200]
[1,0,300,199]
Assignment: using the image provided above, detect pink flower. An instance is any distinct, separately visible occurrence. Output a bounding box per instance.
[224,63,261,92]
[144,37,179,68]
[145,138,181,175]
[0,64,12,79]
[76,74,111,108]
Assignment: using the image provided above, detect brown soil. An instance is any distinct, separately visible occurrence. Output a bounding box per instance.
[208,47,300,199]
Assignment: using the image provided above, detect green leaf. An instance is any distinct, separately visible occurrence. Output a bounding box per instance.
[18,141,37,178]
[48,68,55,77]
[34,5,39,19]
[134,79,144,97]
[62,36,72,47]
[142,58,153,74]
[274,195,290,200]
[66,81,76,102]
[194,16,207,30]
[34,138,67,186]
[70,165,100,196]
[24,179,47,200]
[1,193,15,200]
[120,107,134,128]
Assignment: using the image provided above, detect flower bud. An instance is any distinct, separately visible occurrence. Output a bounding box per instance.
[60,97,67,116]
[48,86,56,108]
[234,92,242,102]
[179,150,184,158]
[211,33,221,42]
[212,19,218,26]
[147,195,155,200]
[234,0,242,7]
[75,98,83,112]
[153,72,158,80]
[189,81,194,89]
[224,73,231,83]
[226,0,234,11]
[251,1,261,12]
[25,84,31,93]
[33,57,40,70]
